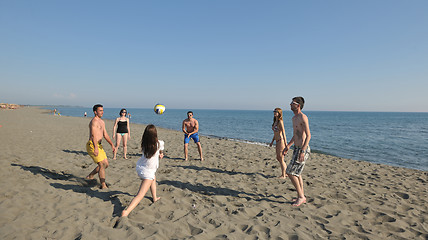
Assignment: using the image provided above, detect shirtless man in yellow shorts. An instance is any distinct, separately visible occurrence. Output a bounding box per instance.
[86,104,116,189]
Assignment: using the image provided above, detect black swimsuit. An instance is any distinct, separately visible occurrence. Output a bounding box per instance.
[117,121,128,133]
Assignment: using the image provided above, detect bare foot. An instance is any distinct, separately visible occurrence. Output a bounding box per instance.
[86,175,94,180]
[292,197,306,207]
[277,175,287,179]
[124,156,128,159]
[100,184,108,189]
[153,197,161,203]
[184,158,188,161]
[200,158,204,162]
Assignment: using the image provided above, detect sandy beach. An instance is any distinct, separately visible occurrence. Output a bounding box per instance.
[0,107,426,239]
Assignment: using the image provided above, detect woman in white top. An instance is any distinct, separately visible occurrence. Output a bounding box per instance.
[269,108,287,179]
[121,124,164,217]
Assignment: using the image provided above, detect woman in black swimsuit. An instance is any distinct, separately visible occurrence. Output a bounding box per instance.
[113,108,131,159]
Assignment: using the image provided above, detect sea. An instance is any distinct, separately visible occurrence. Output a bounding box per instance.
[49,107,428,171]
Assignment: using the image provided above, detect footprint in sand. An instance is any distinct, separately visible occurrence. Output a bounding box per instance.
[395,192,410,199]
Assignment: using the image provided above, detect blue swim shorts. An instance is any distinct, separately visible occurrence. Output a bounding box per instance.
[184,133,200,144]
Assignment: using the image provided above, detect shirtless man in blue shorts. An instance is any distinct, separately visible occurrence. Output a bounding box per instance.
[182,111,204,161]
[282,97,311,206]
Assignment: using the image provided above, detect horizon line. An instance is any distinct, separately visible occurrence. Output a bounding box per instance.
[26,104,428,113]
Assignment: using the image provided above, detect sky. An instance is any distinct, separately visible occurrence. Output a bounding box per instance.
[1,1,427,112]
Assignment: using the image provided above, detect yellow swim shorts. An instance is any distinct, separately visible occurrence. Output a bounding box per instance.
[86,140,107,163]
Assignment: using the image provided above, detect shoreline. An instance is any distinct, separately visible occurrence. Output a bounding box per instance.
[1,106,426,239]
[41,106,427,171]
[41,107,353,161]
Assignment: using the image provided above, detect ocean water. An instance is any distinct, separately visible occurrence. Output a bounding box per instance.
[50,107,428,171]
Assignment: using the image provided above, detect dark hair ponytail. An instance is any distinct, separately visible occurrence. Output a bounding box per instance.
[141,124,158,158]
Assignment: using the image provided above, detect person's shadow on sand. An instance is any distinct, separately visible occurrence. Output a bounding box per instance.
[62,149,88,156]
[158,179,286,204]
[11,163,131,217]
[171,165,271,179]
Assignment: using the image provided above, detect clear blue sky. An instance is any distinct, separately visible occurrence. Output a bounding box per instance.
[1,1,427,112]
